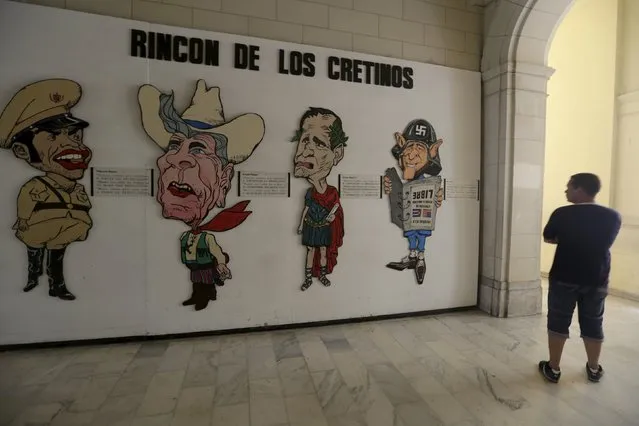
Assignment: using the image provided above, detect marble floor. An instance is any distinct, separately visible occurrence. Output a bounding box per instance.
[2,294,639,426]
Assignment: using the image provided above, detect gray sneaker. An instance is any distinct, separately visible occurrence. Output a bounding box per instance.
[586,363,604,383]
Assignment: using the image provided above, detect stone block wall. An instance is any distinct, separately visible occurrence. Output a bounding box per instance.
[13,0,484,71]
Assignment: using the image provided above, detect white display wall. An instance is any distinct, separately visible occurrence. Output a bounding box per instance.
[0,1,480,345]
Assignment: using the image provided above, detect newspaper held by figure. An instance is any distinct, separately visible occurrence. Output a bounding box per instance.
[385,168,441,232]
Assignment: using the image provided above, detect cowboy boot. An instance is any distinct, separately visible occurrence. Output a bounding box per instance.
[209,284,217,301]
[47,248,76,300]
[194,283,211,311]
[182,282,198,306]
[24,247,45,292]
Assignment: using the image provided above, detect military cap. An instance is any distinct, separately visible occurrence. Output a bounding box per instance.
[0,79,89,149]
[402,119,437,146]
[392,119,438,160]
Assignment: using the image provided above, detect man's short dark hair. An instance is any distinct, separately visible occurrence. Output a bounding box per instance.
[291,107,348,150]
[570,173,601,196]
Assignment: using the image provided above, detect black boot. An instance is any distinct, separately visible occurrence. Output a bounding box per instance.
[209,284,218,301]
[24,247,45,292]
[47,248,76,301]
[182,282,198,306]
[194,283,211,311]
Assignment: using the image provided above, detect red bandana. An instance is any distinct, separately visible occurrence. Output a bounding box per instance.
[192,200,252,234]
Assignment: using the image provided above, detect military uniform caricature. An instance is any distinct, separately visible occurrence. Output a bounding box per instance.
[384,119,443,285]
[0,79,92,300]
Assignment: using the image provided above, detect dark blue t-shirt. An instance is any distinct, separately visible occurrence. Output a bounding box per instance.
[544,204,621,287]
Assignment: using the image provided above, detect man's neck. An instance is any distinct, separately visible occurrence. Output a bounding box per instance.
[45,173,75,190]
[574,198,596,205]
[309,177,328,194]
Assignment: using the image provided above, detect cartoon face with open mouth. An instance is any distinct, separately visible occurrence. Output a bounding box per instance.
[28,127,92,180]
[156,133,233,227]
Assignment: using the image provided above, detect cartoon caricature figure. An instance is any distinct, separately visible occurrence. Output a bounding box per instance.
[138,80,265,311]
[0,79,93,301]
[384,119,444,284]
[292,107,348,291]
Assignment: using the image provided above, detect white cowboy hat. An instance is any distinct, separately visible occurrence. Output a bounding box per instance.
[138,79,265,164]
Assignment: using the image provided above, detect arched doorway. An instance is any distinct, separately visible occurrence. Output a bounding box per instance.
[478,0,575,317]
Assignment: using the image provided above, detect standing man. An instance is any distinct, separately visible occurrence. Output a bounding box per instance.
[292,107,348,291]
[539,173,621,383]
[138,80,265,311]
[384,119,443,284]
[0,79,93,301]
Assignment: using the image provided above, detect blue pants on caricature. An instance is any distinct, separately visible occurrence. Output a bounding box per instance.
[404,230,432,252]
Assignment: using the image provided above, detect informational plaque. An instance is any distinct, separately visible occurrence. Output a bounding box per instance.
[238,171,290,197]
[339,174,382,199]
[91,167,153,197]
[445,179,479,200]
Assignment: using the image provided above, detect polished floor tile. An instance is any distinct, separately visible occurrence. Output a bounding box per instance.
[2,289,639,426]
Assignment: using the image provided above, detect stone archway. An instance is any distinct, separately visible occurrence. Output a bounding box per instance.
[478,0,575,317]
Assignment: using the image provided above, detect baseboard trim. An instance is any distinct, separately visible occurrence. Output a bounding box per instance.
[608,288,639,302]
[0,305,479,351]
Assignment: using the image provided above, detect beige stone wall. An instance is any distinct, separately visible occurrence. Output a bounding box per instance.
[13,0,484,71]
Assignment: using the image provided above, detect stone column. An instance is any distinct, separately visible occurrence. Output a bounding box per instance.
[479,62,553,317]
[609,0,639,298]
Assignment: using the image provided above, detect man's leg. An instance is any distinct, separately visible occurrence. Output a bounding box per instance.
[414,232,428,284]
[46,247,75,301]
[578,286,607,382]
[301,246,315,291]
[24,246,45,292]
[318,247,331,287]
[386,232,418,271]
[540,280,578,382]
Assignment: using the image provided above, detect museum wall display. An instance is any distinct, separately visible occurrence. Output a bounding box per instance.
[0,1,480,345]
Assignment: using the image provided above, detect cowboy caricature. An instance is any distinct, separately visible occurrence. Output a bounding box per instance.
[138,80,265,311]
[0,79,92,301]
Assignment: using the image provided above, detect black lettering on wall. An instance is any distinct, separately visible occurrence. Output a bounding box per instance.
[340,58,353,82]
[280,50,315,77]
[155,33,171,61]
[380,63,392,86]
[189,38,203,64]
[235,44,259,70]
[363,61,374,84]
[391,65,403,88]
[302,53,315,77]
[402,67,414,89]
[128,29,414,88]
[290,51,303,75]
[249,45,260,71]
[234,43,249,69]
[204,40,219,66]
[173,35,188,62]
[130,29,147,57]
[353,59,363,83]
[278,49,289,74]
[327,56,340,80]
